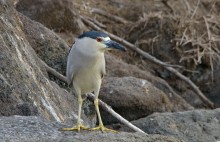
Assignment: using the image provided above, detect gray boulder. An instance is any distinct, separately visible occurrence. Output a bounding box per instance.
[16,0,86,33]
[119,108,220,142]
[99,76,192,125]
[0,0,95,127]
[18,13,69,74]
[105,54,193,111]
[0,116,183,142]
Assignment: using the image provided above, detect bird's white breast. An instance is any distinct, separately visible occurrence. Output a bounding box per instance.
[67,38,106,94]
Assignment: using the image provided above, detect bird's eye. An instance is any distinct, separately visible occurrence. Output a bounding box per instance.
[96,37,102,42]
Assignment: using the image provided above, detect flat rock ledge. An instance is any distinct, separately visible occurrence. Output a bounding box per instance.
[0,116,182,142]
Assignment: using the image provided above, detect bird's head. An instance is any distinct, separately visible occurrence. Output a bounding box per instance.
[77,31,126,53]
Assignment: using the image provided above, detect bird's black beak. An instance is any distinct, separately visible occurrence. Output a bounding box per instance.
[105,40,126,52]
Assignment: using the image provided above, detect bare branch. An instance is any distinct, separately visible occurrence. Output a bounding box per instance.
[88,17,106,29]
[165,66,214,108]
[87,93,146,134]
[39,59,67,82]
[91,8,128,24]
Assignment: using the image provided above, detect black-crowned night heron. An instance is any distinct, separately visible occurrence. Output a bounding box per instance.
[62,31,126,132]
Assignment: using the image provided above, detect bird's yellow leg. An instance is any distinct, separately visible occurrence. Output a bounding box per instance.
[61,94,89,131]
[90,99,117,133]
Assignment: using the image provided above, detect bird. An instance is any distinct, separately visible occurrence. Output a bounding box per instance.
[62,31,126,132]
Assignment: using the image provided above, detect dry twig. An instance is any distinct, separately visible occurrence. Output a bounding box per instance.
[88,17,106,29]
[91,8,127,24]
[190,0,200,19]
[161,0,174,13]
[40,59,67,82]
[81,16,215,109]
[87,93,146,134]
[182,0,192,13]
[204,16,214,82]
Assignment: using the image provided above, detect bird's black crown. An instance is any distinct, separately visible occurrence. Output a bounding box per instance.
[78,31,108,39]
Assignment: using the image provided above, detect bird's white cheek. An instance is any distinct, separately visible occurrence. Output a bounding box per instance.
[105,48,112,51]
[95,42,106,50]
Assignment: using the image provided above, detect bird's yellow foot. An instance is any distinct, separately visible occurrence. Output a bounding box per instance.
[60,124,89,132]
[90,125,117,133]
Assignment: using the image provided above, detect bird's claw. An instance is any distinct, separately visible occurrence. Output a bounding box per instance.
[90,125,117,133]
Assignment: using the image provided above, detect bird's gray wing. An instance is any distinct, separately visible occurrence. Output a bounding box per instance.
[100,57,106,79]
[66,45,77,85]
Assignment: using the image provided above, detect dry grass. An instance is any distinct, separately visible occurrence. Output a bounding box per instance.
[174,0,220,81]
[122,0,220,82]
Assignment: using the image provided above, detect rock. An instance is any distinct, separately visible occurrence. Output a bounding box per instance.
[18,13,69,74]
[0,0,95,127]
[119,108,220,142]
[18,13,70,88]
[106,54,193,111]
[99,76,191,125]
[0,116,183,142]
[16,0,86,33]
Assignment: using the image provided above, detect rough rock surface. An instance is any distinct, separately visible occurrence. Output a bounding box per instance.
[99,76,192,125]
[0,0,95,127]
[18,13,69,74]
[0,116,183,142]
[16,0,86,33]
[105,54,193,111]
[119,108,220,142]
